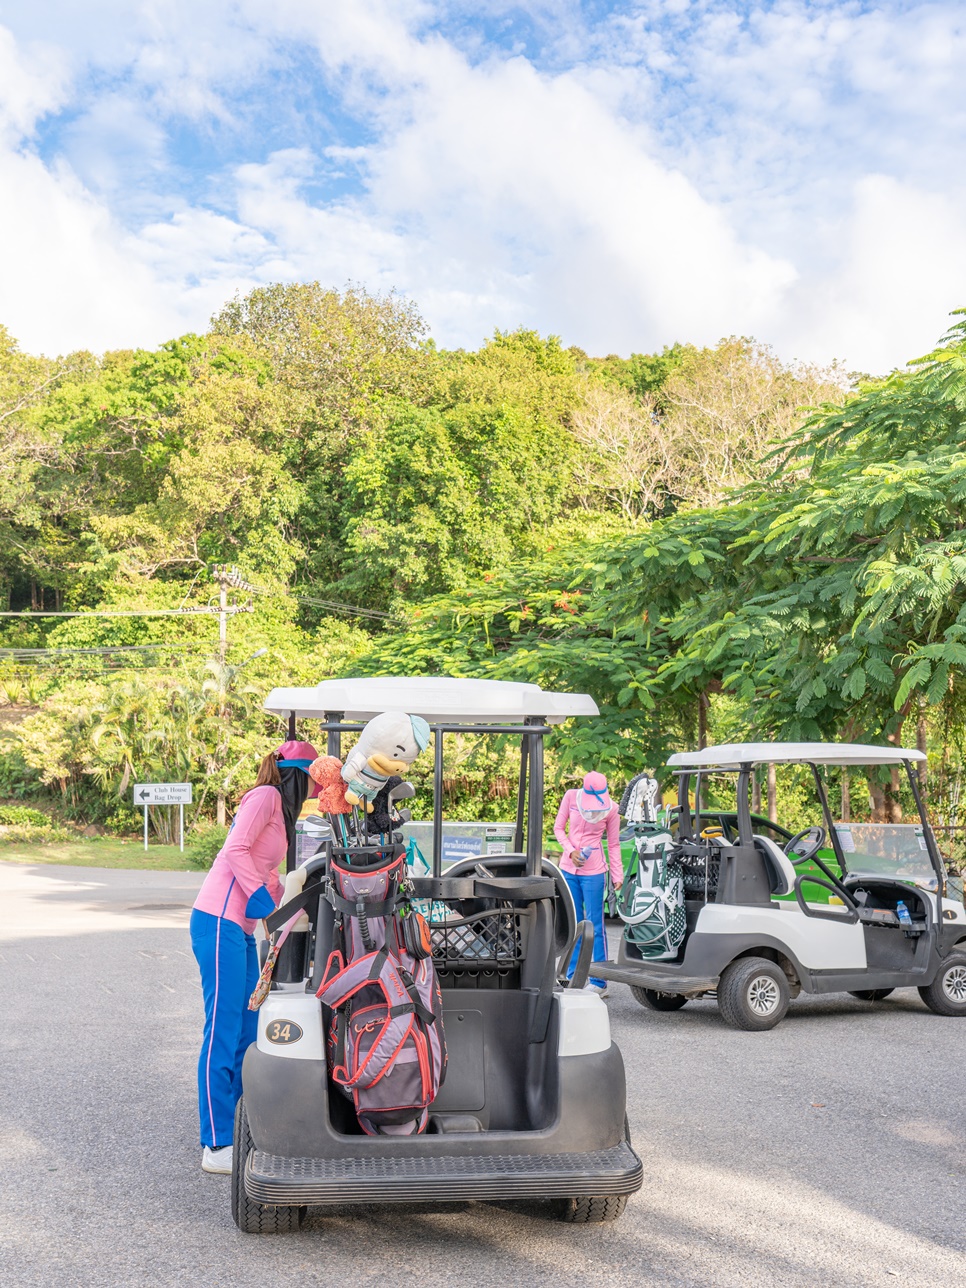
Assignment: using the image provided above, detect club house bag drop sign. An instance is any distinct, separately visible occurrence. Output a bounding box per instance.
[134,782,193,850]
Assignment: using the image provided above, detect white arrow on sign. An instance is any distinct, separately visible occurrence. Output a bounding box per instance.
[133,783,193,805]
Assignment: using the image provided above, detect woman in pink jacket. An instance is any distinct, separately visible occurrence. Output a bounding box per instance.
[554,771,623,996]
[190,740,318,1174]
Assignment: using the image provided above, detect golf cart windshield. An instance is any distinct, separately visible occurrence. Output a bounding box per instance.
[834,823,938,890]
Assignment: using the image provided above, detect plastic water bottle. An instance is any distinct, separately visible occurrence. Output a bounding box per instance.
[896,901,912,927]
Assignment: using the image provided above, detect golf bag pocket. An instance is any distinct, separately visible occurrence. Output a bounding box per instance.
[318,945,445,1136]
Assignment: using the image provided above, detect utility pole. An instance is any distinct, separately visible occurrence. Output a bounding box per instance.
[211,565,255,826]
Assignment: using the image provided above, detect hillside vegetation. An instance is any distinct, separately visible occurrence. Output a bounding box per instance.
[3,284,965,840]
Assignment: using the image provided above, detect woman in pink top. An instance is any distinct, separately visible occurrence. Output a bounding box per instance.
[190,740,318,1174]
[554,771,623,996]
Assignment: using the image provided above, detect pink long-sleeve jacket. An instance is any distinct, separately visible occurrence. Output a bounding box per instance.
[192,785,286,932]
[554,789,623,884]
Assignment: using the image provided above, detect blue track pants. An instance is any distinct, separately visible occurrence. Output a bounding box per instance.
[564,871,607,989]
[190,909,258,1148]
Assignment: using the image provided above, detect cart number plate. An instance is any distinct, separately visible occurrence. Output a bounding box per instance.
[266,1019,303,1045]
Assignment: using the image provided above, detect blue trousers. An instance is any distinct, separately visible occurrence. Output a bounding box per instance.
[190,909,259,1148]
[564,871,607,989]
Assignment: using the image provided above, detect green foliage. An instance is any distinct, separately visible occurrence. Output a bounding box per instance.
[0,804,50,825]
[186,823,229,870]
[7,282,966,836]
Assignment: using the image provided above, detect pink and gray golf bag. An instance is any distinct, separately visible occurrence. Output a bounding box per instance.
[316,847,447,1135]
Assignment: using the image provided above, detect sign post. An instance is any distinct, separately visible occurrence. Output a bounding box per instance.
[133,784,193,850]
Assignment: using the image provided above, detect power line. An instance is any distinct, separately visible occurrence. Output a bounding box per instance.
[245,583,401,625]
[0,644,205,658]
[0,607,252,618]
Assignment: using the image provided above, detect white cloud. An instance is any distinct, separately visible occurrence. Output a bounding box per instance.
[0,3,965,369]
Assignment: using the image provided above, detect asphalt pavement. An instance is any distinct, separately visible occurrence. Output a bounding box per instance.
[1,860,964,1288]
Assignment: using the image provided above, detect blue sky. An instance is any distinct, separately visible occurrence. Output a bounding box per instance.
[1,1,965,371]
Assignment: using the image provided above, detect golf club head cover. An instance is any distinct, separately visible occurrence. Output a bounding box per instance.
[341,712,431,805]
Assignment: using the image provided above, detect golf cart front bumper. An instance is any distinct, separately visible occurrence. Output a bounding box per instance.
[245,1142,642,1206]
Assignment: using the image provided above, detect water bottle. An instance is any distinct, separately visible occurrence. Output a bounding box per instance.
[896,901,912,927]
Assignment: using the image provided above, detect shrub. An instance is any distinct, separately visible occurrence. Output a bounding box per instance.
[186,824,229,870]
[0,805,51,826]
[0,821,74,844]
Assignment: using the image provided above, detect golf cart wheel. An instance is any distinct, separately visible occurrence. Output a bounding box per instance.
[919,952,966,1017]
[231,1098,304,1234]
[848,989,895,1002]
[717,956,789,1032]
[558,1194,628,1224]
[630,986,688,1011]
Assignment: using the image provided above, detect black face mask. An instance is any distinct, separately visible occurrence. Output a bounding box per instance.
[276,766,309,852]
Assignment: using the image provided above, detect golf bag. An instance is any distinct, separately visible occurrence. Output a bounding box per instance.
[317,847,447,1135]
[618,832,686,961]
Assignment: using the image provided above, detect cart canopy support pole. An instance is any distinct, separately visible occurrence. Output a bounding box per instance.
[526,717,543,877]
[514,738,527,855]
[325,711,341,758]
[432,728,444,878]
[676,772,692,840]
[288,710,296,740]
[736,765,753,845]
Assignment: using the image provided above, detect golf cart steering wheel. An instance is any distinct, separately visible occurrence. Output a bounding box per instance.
[783,826,826,865]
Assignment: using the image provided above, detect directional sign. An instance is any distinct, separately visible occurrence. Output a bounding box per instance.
[134,783,192,805]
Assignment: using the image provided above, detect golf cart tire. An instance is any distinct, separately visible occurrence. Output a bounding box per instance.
[630,986,688,1011]
[231,1098,304,1234]
[848,989,895,1001]
[918,952,966,1017]
[717,956,789,1032]
[558,1194,628,1224]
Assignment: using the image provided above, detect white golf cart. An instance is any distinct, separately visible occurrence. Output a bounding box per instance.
[598,742,966,1031]
[231,677,642,1232]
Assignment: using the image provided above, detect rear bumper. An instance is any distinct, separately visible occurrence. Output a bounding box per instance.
[245,1140,643,1206]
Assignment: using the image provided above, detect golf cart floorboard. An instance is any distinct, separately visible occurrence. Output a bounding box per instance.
[245,1142,643,1206]
[594,960,717,995]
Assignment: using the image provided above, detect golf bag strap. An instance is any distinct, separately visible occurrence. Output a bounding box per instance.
[265,878,325,933]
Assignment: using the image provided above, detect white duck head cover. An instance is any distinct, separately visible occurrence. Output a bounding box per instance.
[342,711,431,802]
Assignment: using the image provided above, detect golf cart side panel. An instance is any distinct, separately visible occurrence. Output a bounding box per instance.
[693,904,866,971]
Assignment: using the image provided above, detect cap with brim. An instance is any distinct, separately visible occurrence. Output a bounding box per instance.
[577,771,612,813]
[275,740,321,798]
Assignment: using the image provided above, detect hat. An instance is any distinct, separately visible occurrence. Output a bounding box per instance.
[275,740,321,798]
[577,771,612,813]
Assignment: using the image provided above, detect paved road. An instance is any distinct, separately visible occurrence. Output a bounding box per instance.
[1,861,964,1288]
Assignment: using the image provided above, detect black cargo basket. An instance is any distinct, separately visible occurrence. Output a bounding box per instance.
[429,907,526,964]
[681,857,720,896]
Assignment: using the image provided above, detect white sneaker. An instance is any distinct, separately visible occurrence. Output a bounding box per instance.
[202,1145,233,1174]
[591,983,610,999]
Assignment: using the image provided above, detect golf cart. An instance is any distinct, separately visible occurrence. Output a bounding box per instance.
[231,677,642,1232]
[597,742,966,1031]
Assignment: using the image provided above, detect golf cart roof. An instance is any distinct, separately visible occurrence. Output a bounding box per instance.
[667,742,927,769]
[263,676,599,725]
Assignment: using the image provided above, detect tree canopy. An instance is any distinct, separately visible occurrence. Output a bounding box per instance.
[4,283,965,841]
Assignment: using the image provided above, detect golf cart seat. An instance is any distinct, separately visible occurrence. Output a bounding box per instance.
[753,836,797,896]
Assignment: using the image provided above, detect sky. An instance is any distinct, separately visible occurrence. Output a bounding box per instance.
[1,1,964,372]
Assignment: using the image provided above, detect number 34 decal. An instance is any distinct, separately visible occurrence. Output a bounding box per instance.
[265,1019,304,1045]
